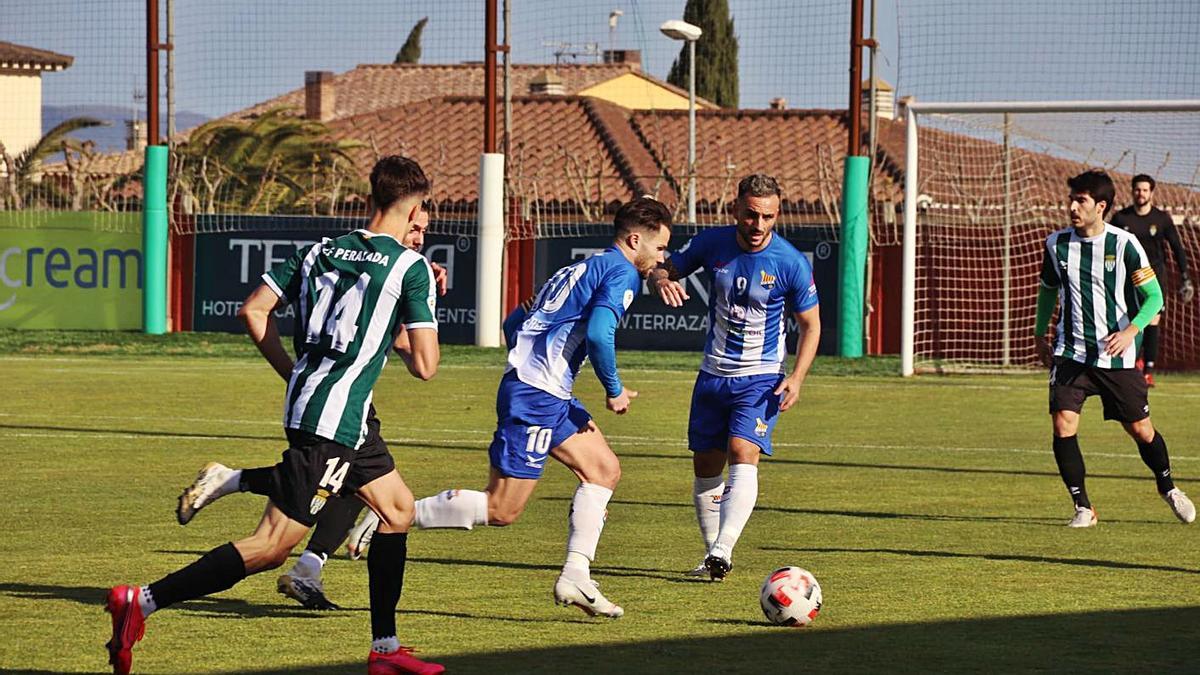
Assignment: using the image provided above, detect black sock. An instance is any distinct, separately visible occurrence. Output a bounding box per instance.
[240,467,274,496]
[368,532,408,640]
[308,497,366,557]
[1052,435,1090,508]
[1142,325,1159,372]
[1136,431,1175,494]
[147,542,247,610]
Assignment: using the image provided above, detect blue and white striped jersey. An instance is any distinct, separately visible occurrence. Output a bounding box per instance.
[507,247,641,399]
[670,227,819,377]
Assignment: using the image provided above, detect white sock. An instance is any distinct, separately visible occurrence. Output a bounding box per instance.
[564,483,613,579]
[221,468,243,495]
[372,636,400,655]
[291,550,326,579]
[711,464,758,560]
[412,489,488,529]
[693,474,725,552]
[137,585,157,617]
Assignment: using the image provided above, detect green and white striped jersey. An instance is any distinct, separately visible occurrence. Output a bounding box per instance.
[262,229,437,448]
[1040,224,1156,369]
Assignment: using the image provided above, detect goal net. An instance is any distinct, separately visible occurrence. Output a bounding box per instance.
[901,103,1200,374]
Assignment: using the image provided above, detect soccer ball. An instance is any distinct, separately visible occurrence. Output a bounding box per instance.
[759,566,822,626]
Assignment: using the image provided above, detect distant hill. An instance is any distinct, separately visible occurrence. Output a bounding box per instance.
[42,105,209,152]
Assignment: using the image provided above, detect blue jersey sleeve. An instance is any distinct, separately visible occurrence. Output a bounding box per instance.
[592,261,639,318]
[785,251,819,313]
[668,229,715,278]
[586,305,623,397]
[503,303,528,350]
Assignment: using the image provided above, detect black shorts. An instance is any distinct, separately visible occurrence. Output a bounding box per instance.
[1049,358,1150,423]
[268,409,395,527]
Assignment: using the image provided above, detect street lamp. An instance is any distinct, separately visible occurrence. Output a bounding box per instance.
[659,19,702,224]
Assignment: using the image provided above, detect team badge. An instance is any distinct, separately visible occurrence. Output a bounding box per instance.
[1104,254,1116,272]
[1150,225,1158,237]
[755,417,769,437]
[623,289,635,309]
[759,270,777,288]
[309,488,331,515]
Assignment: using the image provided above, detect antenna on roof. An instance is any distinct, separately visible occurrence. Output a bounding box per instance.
[132,86,145,123]
[541,40,602,66]
[609,10,624,55]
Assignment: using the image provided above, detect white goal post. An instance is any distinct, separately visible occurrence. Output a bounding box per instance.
[901,99,1200,376]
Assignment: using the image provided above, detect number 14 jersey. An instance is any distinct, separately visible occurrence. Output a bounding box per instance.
[263,229,437,448]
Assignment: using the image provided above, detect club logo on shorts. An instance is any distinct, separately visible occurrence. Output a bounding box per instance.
[755,417,769,437]
[1104,254,1116,272]
[309,488,331,515]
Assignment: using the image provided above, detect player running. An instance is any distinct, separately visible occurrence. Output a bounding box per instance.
[104,155,445,675]
[649,174,821,581]
[1035,169,1194,527]
[387,196,671,618]
[174,210,448,611]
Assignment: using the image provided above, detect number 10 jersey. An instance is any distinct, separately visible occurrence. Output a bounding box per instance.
[263,229,437,448]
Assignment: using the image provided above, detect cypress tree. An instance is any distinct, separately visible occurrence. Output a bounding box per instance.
[395,17,429,64]
[666,0,739,108]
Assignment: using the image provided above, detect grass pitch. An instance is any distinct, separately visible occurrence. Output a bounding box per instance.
[2,335,1198,673]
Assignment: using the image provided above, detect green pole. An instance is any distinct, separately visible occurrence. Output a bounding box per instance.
[142,144,168,334]
[839,155,870,357]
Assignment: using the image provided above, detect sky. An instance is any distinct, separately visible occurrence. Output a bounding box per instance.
[3,0,1198,183]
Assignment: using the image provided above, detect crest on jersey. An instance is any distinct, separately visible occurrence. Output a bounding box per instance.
[1150,225,1158,237]
[622,289,634,309]
[1104,254,1116,272]
[309,488,331,515]
[759,270,777,288]
[755,417,769,437]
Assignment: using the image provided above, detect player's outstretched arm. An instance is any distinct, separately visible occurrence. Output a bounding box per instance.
[400,327,439,381]
[775,305,820,412]
[649,263,689,307]
[586,305,636,414]
[238,283,294,381]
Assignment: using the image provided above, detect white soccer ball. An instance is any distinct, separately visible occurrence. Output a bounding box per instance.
[759,566,822,626]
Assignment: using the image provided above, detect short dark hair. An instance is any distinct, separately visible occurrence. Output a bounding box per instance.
[1066,169,1116,217]
[1131,173,1156,191]
[737,174,782,200]
[614,196,672,236]
[370,155,430,213]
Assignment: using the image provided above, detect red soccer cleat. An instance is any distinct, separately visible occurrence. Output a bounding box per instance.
[105,585,147,675]
[367,647,445,675]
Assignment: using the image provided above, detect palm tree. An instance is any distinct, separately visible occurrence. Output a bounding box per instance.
[172,108,364,215]
[0,116,106,210]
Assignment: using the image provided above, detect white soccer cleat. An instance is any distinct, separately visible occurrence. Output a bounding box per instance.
[347,510,381,560]
[176,462,236,525]
[684,561,710,578]
[553,576,624,618]
[1162,488,1196,524]
[1067,505,1097,528]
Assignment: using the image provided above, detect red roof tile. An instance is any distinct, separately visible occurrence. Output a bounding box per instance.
[237,63,717,122]
[329,96,639,211]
